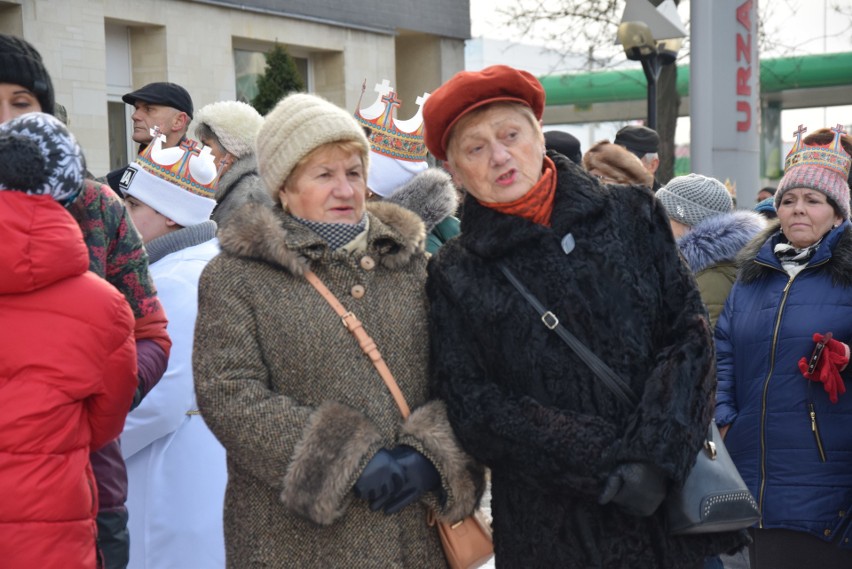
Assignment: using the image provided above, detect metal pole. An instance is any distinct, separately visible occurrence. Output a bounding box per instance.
[641,56,660,130]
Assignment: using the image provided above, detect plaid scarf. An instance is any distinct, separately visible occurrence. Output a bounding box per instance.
[295,214,368,251]
[479,156,556,227]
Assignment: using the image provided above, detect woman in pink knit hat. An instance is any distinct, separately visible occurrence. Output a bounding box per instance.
[715,125,852,569]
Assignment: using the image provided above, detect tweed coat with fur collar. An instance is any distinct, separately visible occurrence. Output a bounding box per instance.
[426,151,748,568]
[193,201,482,569]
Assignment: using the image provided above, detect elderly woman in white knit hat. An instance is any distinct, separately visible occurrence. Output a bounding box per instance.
[192,100,273,227]
[657,173,765,329]
[192,93,483,568]
[715,125,852,569]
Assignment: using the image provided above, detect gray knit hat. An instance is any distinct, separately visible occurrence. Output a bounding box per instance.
[256,93,370,201]
[658,173,733,227]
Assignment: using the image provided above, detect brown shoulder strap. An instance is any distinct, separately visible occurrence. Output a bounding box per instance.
[303,269,411,419]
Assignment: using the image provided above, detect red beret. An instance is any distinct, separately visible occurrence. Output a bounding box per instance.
[423,65,546,161]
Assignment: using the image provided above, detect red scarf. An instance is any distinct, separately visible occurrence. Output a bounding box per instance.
[479,157,556,227]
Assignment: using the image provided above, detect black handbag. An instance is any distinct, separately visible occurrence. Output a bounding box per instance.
[497,262,760,535]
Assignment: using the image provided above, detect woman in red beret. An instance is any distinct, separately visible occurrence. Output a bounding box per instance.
[423,65,749,568]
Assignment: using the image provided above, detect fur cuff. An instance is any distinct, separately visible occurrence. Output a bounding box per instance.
[281,401,383,525]
[399,400,485,522]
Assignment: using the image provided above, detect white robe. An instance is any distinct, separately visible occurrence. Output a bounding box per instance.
[122,237,226,569]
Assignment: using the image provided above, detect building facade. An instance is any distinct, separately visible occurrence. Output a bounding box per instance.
[0,0,469,175]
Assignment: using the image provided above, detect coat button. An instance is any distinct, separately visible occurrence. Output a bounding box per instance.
[824,529,832,537]
[360,256,376,270]
[840,511,847,518]
[351,284,365,299]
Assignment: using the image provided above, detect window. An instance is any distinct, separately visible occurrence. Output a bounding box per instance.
[105,23,134,168]
[234,48,309,104]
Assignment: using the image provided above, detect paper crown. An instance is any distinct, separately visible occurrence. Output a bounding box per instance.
[136,128,220,198]
[785,124,851,179]
[354,79,430,162]
[120,128,219,227]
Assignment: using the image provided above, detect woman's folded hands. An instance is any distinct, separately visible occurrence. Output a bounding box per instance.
[354,445,440,514]
[598,462,668,517]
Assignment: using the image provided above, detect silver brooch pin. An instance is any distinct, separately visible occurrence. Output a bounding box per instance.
[561,233,575,255]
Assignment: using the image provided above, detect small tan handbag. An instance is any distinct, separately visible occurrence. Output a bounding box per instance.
[304,270,494,569]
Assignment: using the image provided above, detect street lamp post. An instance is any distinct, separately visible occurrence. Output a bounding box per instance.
[638,53,662,129]
[617,21,682,130]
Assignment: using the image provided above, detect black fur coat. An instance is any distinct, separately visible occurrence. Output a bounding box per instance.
[427,152,749,568]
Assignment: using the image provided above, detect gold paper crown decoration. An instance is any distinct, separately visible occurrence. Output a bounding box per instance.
[785,124,852,179]
[354,79,430,162]
[136,128,221,198]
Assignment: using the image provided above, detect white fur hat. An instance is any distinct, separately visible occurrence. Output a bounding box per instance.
[192,100,263,159]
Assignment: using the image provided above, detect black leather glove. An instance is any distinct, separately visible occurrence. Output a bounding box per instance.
[353,449,405,511]
[381,445,441,514]
[598,462,667,517]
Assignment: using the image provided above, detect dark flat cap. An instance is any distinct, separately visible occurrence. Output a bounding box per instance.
[544,130,582,164]
[123,82,194,118]
[614,125,659,155]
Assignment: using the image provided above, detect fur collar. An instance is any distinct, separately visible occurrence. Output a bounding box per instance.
[216,153,259,204]
[385,168,458,232]
[738,220,852,287]
[216,200,426,275]
[459,150,609,258]
[678,210,766,274]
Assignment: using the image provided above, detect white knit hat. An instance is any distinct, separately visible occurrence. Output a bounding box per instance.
[256,93,370,201]
[192,100,263,159]
[658,173,733,227]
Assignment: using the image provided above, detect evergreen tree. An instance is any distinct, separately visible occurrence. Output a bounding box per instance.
[251,44,305,115]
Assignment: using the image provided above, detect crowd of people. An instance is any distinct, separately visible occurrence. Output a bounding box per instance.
[2,31,852,569]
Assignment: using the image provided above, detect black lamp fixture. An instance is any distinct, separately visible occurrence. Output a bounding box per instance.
[617,21,683,130]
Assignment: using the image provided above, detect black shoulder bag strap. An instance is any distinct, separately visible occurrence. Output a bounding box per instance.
[496,261,640,409]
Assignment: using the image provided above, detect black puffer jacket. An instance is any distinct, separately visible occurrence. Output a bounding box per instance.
[427,152,748,568]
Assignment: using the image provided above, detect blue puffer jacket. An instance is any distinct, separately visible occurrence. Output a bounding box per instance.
[715,220,852,548]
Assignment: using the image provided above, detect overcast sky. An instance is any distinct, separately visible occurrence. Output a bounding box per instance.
[469,0,852,57]
[467,0,852,146]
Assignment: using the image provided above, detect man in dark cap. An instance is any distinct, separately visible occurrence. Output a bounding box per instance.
[105,82,194,192]
[614,124,661,190]
[544,130,582,165]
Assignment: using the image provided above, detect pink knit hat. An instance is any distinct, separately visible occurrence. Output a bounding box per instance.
[775,124,852,219]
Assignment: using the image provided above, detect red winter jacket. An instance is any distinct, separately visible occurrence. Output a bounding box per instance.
[0,193,138,569]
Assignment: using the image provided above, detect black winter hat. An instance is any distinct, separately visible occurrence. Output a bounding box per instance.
[544,130,582,165]
[0,34,55,115]
[614,125,659,156]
